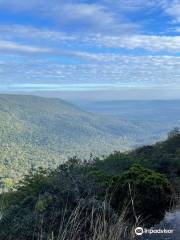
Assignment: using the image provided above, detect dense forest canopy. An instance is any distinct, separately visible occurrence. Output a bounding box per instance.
[0,94,180,187]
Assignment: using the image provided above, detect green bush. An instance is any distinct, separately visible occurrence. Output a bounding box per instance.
[110,164,172,225]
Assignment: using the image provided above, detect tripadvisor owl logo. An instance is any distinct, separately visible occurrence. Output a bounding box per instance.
[135,227,143,236]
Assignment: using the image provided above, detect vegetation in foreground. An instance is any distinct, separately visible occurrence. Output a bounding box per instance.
[0,129,180,240]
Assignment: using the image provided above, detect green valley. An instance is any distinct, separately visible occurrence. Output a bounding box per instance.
[0,94,146,183]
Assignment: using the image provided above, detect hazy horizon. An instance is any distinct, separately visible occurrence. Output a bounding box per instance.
[1,88,180,102]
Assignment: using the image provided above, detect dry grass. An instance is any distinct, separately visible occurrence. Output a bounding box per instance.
[35,198,140,240]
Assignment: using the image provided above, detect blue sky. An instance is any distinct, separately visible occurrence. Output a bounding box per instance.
[0,0,180,99]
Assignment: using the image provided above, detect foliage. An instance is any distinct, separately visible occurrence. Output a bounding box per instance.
[1,94,179,184]
[0,132,178,240]
[110,164,171,225]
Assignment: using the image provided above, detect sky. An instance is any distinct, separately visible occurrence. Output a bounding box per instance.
[0,0,180,100]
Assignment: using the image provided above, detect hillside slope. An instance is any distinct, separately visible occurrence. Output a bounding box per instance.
[0,94,148,181]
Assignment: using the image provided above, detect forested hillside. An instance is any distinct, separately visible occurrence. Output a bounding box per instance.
[0,130,180,240]
[0,94,165,184]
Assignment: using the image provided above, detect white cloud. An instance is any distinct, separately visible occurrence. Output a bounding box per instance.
[0,56,180,89]
[87,34,180,52]
[0,25,77,42]
[160,0,180,23]
[0,0,180,36]
[0,40,55,54]
[0,39,95,59]
[102,0,158,11]
[0,0,139,34]
[1,24,180,54]
[0,0,180,95]
[58,2,139,33]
